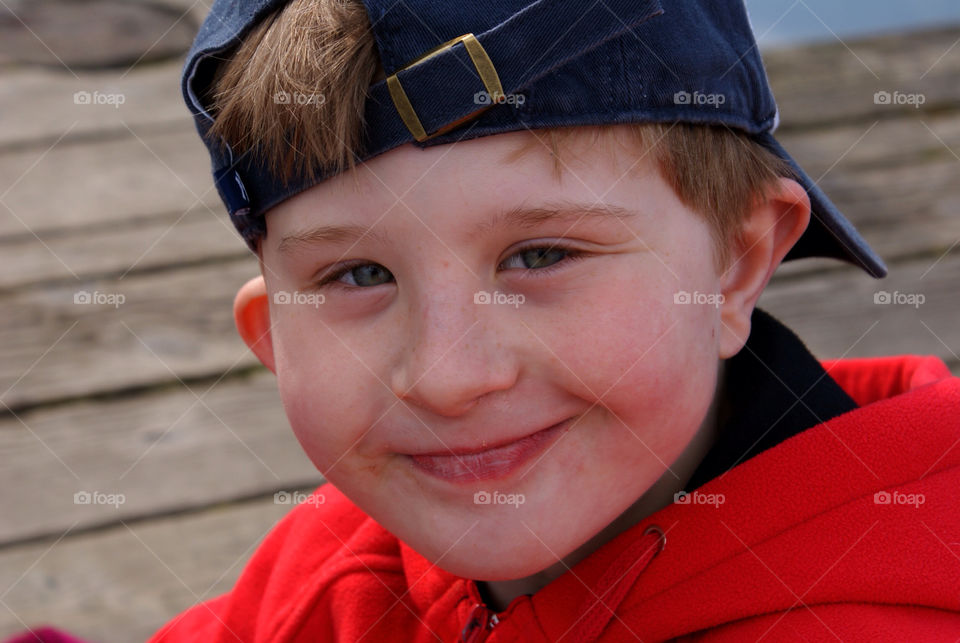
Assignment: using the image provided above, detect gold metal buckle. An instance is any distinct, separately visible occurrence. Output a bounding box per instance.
[386,33,504,142]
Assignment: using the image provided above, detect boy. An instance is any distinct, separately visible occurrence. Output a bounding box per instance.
[151,0,960,640]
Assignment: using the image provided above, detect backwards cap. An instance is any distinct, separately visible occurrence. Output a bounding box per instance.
[182,0,887,278]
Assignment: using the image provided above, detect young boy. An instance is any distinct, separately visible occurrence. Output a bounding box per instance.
[151,0,960,640]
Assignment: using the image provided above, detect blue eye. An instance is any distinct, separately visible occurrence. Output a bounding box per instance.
[499,243,587,274]
[313,243,588,291]
[316,262,394,289]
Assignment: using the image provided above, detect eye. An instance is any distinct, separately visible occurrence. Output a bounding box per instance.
[498,242,588,275]
[315,262,394,291]
[312,243,588,291]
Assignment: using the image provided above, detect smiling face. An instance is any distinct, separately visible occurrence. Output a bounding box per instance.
[245,126,803,581]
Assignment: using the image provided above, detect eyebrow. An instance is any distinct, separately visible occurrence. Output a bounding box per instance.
[276,200,639,255]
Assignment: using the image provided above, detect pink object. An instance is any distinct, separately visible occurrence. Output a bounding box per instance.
[2,627,91,643]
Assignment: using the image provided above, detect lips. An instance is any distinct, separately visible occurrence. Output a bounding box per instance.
[406,417,573,484]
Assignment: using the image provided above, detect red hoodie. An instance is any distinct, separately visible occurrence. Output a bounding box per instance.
[147,351,960,642]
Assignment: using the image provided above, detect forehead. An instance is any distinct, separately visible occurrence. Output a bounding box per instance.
[265,126,659,242]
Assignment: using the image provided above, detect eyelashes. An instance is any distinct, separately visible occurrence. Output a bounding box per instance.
[312,243,590,292]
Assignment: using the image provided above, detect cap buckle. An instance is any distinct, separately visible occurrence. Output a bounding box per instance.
[386,33,504,142]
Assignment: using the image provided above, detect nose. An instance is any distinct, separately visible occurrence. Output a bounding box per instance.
[390,286,519,417]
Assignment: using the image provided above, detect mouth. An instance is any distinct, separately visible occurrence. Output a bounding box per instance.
[405,417,574,484]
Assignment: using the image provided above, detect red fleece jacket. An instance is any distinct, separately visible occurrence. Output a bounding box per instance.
[148,354,960,642]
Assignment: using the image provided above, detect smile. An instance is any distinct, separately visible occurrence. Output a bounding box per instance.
[405,417,574,484]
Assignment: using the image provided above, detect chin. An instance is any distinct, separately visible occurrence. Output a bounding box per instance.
[403,517,577,581]
[433,545,559,581]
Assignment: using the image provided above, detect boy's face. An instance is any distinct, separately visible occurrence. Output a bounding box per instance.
[256,128,740,580]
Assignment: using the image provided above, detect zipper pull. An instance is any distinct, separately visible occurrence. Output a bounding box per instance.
[459,602,499,642]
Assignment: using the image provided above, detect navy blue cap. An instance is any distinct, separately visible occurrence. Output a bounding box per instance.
[182,0,887,278]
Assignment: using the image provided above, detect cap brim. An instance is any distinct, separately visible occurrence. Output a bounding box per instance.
[755,131,887,279]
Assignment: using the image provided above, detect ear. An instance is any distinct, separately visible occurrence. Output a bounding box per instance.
[717,178,811,359]
[234,275,277,374]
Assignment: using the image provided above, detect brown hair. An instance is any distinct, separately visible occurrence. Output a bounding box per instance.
[205,0,797,270]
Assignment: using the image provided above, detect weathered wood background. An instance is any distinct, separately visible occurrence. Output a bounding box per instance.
[0,3,958,640]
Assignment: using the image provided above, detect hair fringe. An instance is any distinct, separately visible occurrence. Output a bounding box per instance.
[205,0,381,184]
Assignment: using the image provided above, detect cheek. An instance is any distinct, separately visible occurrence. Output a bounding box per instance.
[271,311,376,475]
[276,372,339,474]
[532,270,719,464]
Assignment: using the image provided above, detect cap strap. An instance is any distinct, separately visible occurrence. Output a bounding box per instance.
[365,0,664,148]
